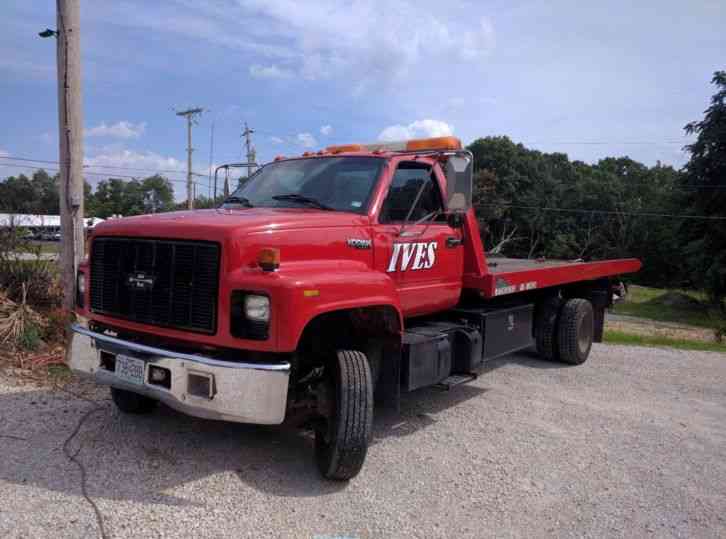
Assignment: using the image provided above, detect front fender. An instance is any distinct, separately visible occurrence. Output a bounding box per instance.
[227,260,403,352]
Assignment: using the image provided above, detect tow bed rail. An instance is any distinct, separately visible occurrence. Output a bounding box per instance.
[464,258,642,298]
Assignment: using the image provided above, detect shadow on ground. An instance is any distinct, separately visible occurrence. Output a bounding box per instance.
[0,352,559,505]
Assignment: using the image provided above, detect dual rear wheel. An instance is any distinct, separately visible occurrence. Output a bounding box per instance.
[536,297,595,365]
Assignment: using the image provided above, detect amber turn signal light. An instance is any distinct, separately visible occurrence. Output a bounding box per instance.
[257,248,280,272]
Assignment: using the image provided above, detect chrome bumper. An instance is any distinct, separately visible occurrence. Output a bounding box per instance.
[68,323,290,425]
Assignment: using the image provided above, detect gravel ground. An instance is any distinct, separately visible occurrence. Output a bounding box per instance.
[1,343,725,539]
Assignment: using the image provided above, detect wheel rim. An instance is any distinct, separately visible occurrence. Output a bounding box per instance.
[314,367,336,446]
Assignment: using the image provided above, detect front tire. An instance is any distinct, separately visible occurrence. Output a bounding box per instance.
[557,298,594,365]
[111,387,158,414]
[315,350,373,481]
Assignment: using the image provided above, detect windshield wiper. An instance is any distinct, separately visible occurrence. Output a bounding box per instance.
[223,196,253,207]
[272,194,334,210]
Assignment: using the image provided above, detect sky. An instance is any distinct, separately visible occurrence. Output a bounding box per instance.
[0,0,724,200]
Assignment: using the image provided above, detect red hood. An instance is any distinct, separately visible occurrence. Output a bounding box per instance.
[92,208,370,242]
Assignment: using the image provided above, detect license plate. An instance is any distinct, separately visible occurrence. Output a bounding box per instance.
[115,354,145,386]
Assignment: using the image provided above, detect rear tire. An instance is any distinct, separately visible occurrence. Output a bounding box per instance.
[557,298,594,365]
[110,387,158,414]
[535,296,561,361]
[315,350,373,481]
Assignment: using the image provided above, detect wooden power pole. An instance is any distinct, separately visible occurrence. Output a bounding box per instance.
[175,108,203,209]
[55,0,85,311]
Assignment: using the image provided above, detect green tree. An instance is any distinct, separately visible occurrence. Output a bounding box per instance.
[92,178,128,218]
[0,174,35,213]
[88,175,176,217]
[29,169,59,214]
[141,175,175,213]
[680,71,726,310]
[466,136,682,286]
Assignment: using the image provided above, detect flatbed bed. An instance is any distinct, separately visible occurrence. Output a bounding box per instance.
[464,256,641,298]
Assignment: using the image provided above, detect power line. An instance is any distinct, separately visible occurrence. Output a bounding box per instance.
[519,140,689,146]
[480,203,726,220]
[255,130,692,147]
[0,162,210,187]
[0,154,208,177]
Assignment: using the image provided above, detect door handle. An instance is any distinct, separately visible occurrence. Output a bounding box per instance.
[446,236,463,248]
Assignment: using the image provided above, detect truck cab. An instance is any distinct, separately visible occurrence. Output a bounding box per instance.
[70,136,640,480]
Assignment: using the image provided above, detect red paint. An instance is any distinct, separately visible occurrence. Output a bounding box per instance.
[76,148,641,353]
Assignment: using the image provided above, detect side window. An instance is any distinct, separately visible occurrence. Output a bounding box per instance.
[379,162,444,223]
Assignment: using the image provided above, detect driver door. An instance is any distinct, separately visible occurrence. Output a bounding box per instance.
[373,159,463,317]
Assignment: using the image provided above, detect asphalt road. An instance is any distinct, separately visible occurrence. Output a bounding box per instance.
[1,343,725,538]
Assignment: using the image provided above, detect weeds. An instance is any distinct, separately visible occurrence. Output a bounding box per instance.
[0,259,62,307]
[0,286,45,349]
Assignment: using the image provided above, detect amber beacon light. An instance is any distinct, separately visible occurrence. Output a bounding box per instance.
[258,248,281,272]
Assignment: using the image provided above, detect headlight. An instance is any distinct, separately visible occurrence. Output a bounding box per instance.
[244,295,270,322]
[76,271,86,308]
[231,291,270,340]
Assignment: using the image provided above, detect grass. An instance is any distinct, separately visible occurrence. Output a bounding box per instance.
[31,241,60,255]
[46,363,72,382]
[612,285,719,329]
[604,329,726,353]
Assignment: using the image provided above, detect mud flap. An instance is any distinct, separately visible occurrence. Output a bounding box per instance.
[376,337,401,412]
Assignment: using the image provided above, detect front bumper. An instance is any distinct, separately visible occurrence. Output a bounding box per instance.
[68,323,290,424]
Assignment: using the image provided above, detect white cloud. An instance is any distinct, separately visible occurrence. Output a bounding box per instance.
[183,2,496,83]
[296,133,317,148]
[320,125,333,136]
[281,3,490,80]
[84,149,183,172]
[83,2,494,90]
[0,149,9,158]
[378,119,454,142]
[269,136,285,144]
[459,18,496,60]
[85,121,146,139]
[249,64,293,79]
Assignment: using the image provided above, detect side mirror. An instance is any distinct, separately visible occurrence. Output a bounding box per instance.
[444,152,473,213]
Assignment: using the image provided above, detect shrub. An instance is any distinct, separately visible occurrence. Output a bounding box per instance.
[19,322,42,351]
[42,307,72,343]
[0,287,45,350]
[0,259,62,308]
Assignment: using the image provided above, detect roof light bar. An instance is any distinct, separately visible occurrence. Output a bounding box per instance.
[326,144,364,154]
[325,136,462,155]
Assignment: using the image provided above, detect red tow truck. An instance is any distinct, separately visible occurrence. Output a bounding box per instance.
[69,136,640,479]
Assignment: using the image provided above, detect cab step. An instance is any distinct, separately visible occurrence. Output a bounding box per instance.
[435,373,478,390]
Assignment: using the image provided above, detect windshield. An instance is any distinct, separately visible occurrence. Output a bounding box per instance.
[221,157,384,214]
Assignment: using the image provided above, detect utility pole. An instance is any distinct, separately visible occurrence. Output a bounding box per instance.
[207,119,215,200]
[242,122,255,183]
[51,0,84,311]
[175,107,203,209]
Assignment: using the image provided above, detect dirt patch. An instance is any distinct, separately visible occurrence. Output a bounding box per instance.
[606,318,717,343]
